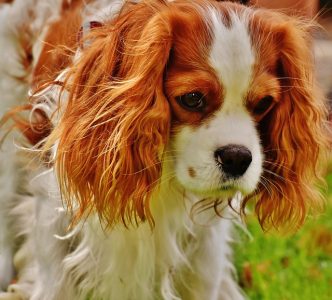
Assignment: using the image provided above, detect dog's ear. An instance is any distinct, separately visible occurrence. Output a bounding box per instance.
[254,17,329,231]
[47,3,172,227]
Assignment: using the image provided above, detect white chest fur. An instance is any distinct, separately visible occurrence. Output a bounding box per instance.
[30,168,241,300]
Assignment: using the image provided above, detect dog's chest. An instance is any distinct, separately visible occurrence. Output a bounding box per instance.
[70,201,198,300]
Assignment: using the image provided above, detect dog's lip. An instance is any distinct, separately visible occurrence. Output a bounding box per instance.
[177,177,245,197]
[219,178,238,190]
[182,184,237,197]
[219,185,233,191]
[204,184,237,195]
[218,181,251,195]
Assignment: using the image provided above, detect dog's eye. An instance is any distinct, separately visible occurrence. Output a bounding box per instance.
[253,96,274,115]
[176,92,206,112]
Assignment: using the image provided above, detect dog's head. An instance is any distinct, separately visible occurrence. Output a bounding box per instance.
[45,0,327,229]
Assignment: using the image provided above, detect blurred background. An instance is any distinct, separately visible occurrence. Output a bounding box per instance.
[234,1,332,299]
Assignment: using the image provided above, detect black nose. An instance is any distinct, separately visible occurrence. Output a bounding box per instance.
[214,145,252,178]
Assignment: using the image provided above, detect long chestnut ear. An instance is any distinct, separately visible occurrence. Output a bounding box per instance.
[255,17,329,231]
[46,3,172,227]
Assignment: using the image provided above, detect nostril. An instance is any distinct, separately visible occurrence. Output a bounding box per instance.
[214,145,252,178]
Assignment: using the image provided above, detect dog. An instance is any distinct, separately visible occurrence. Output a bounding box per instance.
[0,0,328,299]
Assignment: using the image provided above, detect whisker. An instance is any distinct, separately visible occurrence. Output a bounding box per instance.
[260,175,283,195]
[263,160,296,174]
[144,172,176,191]
[122,159,176,175]
[262,169,298,184]
[259,177,273,197]
[263,148,297,152]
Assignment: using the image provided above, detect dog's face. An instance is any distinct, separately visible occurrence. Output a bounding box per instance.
[43,0,327,229]
[166,10,263,198]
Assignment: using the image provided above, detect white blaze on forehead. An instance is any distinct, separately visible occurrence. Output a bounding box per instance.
[208,9,254,104]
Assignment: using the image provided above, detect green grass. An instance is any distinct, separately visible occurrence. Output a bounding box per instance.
[234,174,332,300]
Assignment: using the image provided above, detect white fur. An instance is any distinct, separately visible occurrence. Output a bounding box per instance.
[0,2,261,300]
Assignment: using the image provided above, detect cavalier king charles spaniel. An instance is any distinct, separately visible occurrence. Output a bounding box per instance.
[0,0,328,299]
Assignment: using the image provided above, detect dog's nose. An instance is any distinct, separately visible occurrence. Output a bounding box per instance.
[214,145,252,178]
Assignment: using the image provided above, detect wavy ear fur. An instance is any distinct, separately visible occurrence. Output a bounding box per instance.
[254,16,329,231]
[47,1,173,227]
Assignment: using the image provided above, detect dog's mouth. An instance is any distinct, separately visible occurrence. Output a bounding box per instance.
[183,182,239,199]
[219,184,233,191]
[194,178,257,199]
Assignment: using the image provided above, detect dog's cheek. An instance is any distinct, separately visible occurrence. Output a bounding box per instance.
[169,124,219,191]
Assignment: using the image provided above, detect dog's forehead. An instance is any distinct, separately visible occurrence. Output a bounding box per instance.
[207,8,255,108]
[169,5,256,107]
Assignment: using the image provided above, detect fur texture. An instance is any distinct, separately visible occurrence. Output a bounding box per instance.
[0,0,328,299]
